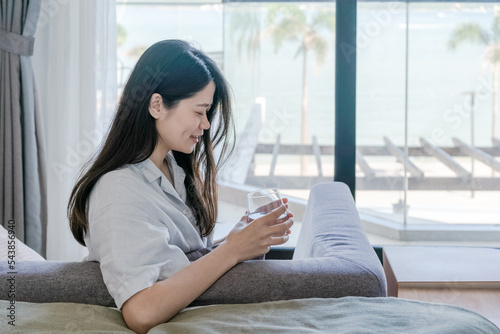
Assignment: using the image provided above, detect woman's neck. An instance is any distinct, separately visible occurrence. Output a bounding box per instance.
[149,148,173,183]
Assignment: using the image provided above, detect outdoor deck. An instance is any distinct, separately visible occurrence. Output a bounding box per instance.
[245,136,500,191]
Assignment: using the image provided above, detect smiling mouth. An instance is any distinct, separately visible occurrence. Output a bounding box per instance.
[190,135,200,143]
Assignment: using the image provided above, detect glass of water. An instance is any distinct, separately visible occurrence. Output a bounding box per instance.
[247,188,287,222]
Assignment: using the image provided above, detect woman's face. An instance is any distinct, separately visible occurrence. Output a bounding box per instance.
[155,81,214,155]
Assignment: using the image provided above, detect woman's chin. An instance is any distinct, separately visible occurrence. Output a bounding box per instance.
[178,146,195,154]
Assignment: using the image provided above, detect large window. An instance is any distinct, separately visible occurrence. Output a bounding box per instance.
[116,1,336,243]
[356,2,500,244]
[116,1,500,247]
[222,2,336,196]
[117,2,336,198]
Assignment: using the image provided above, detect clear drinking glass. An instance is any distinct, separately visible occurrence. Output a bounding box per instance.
[247,188,287,222]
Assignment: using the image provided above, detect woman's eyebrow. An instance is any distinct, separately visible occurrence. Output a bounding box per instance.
[196,103,212,107]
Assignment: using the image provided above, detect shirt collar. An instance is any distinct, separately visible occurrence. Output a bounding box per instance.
[137,158,163,184]
[136,153,187,201]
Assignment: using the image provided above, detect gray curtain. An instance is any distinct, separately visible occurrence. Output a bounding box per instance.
[0,0,47,257]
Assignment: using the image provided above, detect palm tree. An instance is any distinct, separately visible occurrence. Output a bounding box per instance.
[228,5,263,102]
[448,13,500,140]
[229,5,262,68]
[117,23,127,48]
[266,4,335,174]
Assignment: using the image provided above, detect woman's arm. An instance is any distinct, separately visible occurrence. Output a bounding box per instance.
[121,205,292,334]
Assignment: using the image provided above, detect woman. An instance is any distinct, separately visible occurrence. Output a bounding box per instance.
[68,40,293,333]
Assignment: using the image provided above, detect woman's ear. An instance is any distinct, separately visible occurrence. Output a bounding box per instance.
[149,93,163,120]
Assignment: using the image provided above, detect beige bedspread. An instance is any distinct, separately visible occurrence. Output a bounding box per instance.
[1,297,498,333]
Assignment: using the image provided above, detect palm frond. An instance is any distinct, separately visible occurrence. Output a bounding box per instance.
[266,4,306,27]
[492,12,500,43]
[309,35,328,66]
[485,44,500,65]
[117,24,127,48]
[229,7,262,65]
[266,4,306,53]
[265,4,281,27]
[311,8,335,33]
[447,23,490,51]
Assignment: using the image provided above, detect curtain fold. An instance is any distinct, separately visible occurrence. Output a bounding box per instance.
[0,0,46,257]
[32,0,117,261]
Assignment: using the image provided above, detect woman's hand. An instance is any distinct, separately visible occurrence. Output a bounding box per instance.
[214,198,292,246]
[220,204,294,263]
[246,197,293,235]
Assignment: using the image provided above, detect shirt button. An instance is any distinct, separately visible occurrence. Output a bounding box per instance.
[182,209,190,215]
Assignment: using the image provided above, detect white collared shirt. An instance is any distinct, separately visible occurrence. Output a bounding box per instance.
[84,154,213,309]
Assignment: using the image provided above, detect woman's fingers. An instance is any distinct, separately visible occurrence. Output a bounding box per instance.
[255,204,287,224]
[269,233,291,245]
[226,205,292,261]
[248,197,292,224]
[267,217,293,238]
[254,197,289,215]
[274,210,293,224]
[251,206,292,238]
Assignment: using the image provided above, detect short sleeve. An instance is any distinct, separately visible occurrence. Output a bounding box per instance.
[87,202,190,309]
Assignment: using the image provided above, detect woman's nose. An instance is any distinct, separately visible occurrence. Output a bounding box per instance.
[201,114,210,130]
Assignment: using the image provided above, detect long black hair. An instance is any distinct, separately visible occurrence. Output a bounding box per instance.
[68,40,234,246]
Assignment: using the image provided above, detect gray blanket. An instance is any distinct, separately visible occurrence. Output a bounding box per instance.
[1,297,498,333]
